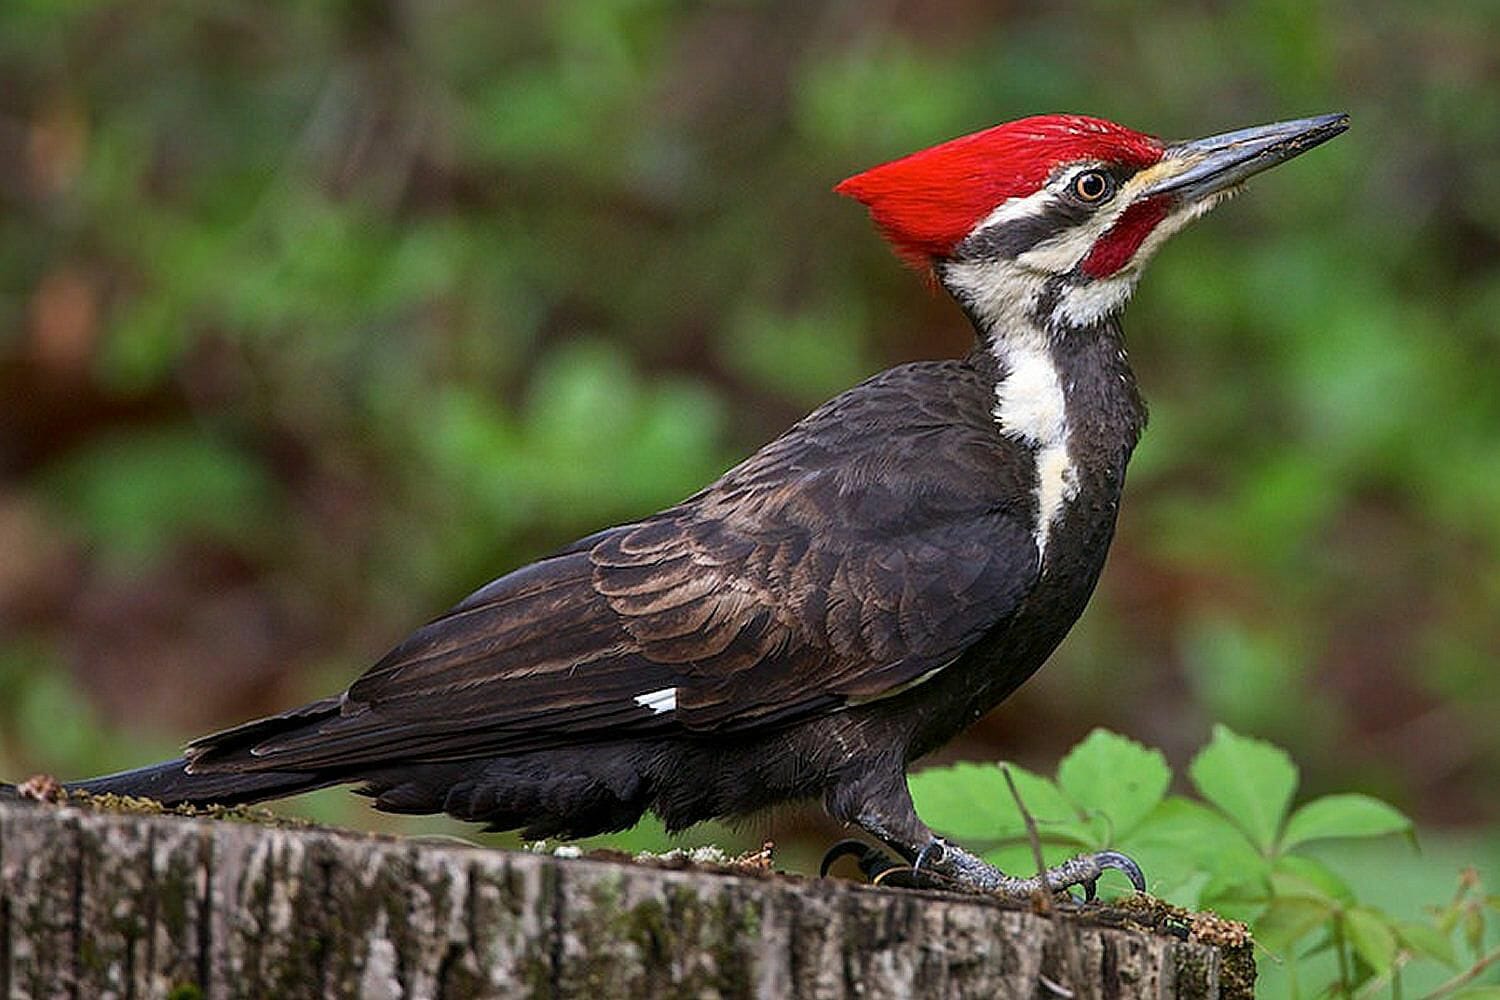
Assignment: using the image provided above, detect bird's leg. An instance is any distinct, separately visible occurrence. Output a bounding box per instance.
[826,768,1146,900]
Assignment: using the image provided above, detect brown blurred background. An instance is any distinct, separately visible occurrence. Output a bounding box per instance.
[2,0,1498,876]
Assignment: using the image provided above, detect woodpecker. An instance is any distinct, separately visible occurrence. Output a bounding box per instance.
[28,112,1347,898]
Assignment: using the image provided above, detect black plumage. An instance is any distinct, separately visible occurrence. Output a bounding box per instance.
[32,111,1349,897]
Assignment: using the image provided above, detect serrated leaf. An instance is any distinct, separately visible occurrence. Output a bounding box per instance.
[1056,728,1171,842]
[981,843,1076,883]
[1396,920,1457,967]
[1255,895,1334,954]
[1345,907,1399,975]
[910,762,1092,851]
[1001,763,1095,847]
[1124,796,1267,904]
[1280,793,1413,852]
[909,762,1023,842]
[1272,854,1354,905]
[1188,725,1298,854]
[1130,796,1266,873]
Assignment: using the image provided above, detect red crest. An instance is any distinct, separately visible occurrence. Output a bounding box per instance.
[836,115,1163,267]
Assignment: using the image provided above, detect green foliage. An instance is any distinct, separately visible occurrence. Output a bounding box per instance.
[912,727,1499,997]
[41,426,281,568]
[1189,725,1299,854]
[1,0,1497,942]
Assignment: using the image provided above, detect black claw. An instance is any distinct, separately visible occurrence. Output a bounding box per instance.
[820,838,911,883]
[912,838,944,874]
[820,839,954,890]
[1093,849,1147,893]
[820,838,875,877]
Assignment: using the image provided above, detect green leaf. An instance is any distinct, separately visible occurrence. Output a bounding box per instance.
[1255,895,1334,955]
[1272,855,1354,906]
[1200,873,1274,925]
[1002,763,1095,847]
[1125,796,1267,904]
[1056,728,1172,842]
[909,762,1023,842]
[1344,906,1399,976]
[1188,725,1298,854]
[1280,793,1413,852]
[1396,920,1456,967]
[982,843,1078,883]
[1451,988,1500,1000]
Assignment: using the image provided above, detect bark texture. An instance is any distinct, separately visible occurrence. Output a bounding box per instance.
[0,798,1250,999]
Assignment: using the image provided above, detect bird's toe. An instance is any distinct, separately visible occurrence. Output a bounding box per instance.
[820,838,952,889]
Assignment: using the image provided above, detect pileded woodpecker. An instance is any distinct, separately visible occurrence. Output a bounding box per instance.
[33,112,1347,898]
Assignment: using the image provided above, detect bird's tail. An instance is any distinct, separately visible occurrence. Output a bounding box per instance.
[0,758,338,808]
[65,757,340,807]
[4,697,349,808]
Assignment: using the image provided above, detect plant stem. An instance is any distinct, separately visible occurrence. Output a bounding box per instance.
[1003,764,1089,1000]
[1418,944,1500,1000]
[1335,915,1352,996]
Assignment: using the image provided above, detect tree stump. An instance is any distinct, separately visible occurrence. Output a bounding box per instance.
[0,797,1251,998]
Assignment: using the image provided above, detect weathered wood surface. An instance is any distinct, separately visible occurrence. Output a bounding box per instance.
[0,798,1249,999]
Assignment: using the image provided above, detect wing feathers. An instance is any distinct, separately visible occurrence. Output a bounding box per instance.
[190,359,1042,774]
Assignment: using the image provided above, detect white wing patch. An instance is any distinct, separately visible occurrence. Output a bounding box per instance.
[993,343,1078,563]
[633,686,677,715]
[844,662,950,707]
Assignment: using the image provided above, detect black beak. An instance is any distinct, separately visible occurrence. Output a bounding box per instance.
[1141,113,1350,202]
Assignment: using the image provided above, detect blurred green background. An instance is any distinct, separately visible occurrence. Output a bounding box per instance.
[1,0,1496,895]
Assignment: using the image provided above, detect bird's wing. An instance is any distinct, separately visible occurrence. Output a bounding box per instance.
[191,362,1041,770]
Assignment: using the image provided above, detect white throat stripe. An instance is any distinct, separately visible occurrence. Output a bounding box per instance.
[993,343,1078,562]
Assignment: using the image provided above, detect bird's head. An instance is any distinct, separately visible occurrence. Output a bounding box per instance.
[838,113,1348,335]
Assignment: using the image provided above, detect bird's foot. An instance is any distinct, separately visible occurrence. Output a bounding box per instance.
[823,837,1145,901]
[921,839,1146,900]
[819,838,955,890]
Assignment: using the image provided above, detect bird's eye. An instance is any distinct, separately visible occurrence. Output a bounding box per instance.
[1071,170,1113,203]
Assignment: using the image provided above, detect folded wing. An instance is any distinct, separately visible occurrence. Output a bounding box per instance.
[187,362,1040,773]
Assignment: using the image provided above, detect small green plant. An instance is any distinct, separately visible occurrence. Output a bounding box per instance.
[910,725,1498,998]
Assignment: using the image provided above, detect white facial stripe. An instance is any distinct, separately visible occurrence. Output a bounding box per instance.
[965,155,1213,284]
[992,343,1078,562]
[1047,190,1231,328]
[633,687,677,714]
[941,259,1048,338]
[964,188,1055,237]
[1051,274,1140,328]
[941,157,1227,568]
[1015,220,1110,274]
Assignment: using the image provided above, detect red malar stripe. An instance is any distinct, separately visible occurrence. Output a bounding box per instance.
[1081,197,1172,278]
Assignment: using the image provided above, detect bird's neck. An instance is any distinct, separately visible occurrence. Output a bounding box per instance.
[938,265,1148,450]
[944,268,1148,561]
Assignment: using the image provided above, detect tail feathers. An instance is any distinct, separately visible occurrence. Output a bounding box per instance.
[68,758,338,808]
[184,696,343,768]
[1,699,354,809]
